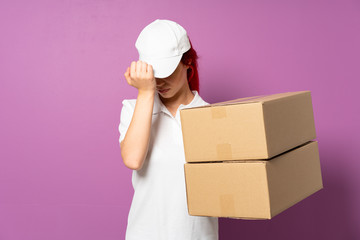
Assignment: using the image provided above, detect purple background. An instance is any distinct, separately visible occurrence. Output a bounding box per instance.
[1,0,359,239]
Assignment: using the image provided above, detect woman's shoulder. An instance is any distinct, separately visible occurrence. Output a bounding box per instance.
[121,99,137,110]
[194,92,210,107]
[119,99,137,123]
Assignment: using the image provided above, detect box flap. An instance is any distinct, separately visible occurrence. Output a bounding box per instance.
[181,91,311,111]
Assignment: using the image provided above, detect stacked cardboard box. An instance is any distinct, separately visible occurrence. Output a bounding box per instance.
[180,91,323,219]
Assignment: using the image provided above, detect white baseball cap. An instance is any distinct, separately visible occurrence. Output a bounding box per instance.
[135,19,191,78]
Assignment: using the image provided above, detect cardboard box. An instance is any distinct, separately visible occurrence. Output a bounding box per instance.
[184,141,323,219]
[180,91,316,162]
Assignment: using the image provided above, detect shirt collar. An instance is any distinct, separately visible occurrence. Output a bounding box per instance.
[153,90,201,115]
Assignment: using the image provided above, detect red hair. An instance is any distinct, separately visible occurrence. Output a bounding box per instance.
[180,39,200,92]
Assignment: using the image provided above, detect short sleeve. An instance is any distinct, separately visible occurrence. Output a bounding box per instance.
[118,99,135,143]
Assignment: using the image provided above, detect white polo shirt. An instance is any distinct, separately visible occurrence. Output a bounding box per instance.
[118,91,218,240]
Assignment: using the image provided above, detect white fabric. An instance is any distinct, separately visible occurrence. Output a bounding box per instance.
[118,91,218,240]
[135,19,191,78]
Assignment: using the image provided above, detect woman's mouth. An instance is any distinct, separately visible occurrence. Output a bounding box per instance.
[157,88,170,94]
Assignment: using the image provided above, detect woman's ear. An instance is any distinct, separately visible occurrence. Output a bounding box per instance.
[188,65,194,81]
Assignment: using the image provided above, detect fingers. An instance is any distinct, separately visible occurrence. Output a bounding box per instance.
[147,64,153,75]
[125,61,154,90]
[129,60,151,77]
[136,61,146,74]
[124,67,131,85]
[136,61,142,78]
[129,61,135,79]
[136,61,149,78]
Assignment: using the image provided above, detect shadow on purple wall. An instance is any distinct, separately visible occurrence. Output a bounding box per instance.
[219,142,358,240]
[200,71,254,104]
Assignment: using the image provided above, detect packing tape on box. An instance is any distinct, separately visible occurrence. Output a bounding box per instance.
[220,194,235,216]
[211,106,227,119]
[216,143,233,160]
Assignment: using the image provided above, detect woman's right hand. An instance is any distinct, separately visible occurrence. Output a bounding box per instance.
[124,60,156,94]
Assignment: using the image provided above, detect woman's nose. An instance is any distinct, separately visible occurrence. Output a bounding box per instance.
[155,78,165,86]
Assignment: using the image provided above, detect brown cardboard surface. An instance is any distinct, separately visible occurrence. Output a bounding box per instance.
[184,141,323,219]
[266,142,323,217]
[180,91,316,162]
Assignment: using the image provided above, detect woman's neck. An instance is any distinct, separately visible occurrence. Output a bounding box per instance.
[160,87,194,117]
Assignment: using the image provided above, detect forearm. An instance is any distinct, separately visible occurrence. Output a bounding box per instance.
[120,90,155,170]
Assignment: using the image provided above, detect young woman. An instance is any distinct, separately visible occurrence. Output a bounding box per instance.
[119,19,218,240]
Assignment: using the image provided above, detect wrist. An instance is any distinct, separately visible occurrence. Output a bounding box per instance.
[138,89,155,99]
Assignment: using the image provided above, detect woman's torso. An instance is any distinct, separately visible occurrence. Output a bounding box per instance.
[122,91,218,240]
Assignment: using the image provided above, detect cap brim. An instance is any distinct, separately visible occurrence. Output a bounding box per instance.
[140,54,182,78]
